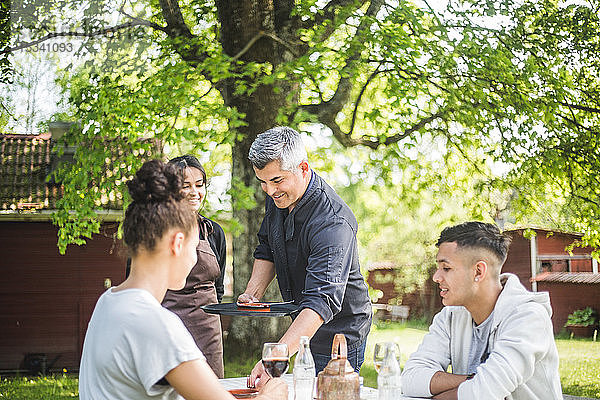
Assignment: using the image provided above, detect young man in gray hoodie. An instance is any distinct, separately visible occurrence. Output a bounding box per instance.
[401,222,562,400]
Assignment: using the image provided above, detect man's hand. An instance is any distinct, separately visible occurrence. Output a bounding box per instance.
[248,359,268,388]
[240,259,276,303]
[257,377,288,400]
[238,293,260,303]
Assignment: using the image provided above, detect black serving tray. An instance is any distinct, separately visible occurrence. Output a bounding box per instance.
[201,302,299,317]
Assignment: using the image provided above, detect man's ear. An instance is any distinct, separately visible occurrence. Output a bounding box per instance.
[170,231,185,256]
[299,160,310,175]
[474,260,488,282]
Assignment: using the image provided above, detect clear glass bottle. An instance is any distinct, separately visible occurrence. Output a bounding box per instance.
[377,343,401,400]
[294,336,316,400]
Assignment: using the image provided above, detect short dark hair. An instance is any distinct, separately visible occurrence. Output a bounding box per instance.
[123,160,197,254]
[436,221,511,264]
[168,155,207,185]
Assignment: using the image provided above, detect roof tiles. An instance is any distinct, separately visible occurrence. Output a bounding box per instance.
[0,133,59,210]
[1,133,161,211]
[533,271,600,284]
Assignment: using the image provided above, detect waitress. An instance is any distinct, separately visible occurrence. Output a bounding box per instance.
[126,154,227,377]
[165,155,227,378]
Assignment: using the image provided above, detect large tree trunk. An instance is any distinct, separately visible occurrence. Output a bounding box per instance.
[217,1,295,351]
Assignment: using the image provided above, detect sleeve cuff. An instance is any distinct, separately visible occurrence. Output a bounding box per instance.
[401,368,436,397]
[253,244,273,262]
[300,297,333,324]
[457,380,477,400]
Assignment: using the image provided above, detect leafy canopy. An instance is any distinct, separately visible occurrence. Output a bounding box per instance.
[1,0,599,257]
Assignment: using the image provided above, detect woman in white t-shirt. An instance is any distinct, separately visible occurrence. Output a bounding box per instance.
[79,160,287,400]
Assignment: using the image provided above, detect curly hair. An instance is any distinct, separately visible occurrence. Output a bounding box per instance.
[123,160,197,254]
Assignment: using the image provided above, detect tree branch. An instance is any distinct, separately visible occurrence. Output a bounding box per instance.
[0,101,14,118]
[262,31,300,57]
[560,101,600,114]
[562,157,600,208]
[349,64,385,136]
[302,0,410,149]
[320,0,384,114]
[558,113,596,133]
[118,4,164,32]
[310,105,447,149]
[157,0,209,65]
[158,0,194,38]
[380,110,447,147]
[229,30,300,61]
[0,20,165,55]
[301,0,358,30]
[439,127,488,176]
[231,32,265,61]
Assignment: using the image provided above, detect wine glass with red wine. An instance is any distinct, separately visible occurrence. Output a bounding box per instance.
[262,343,289,378]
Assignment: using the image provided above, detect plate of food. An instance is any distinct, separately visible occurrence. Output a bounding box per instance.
[201,302,299,317]
[236,302,271,309]
[228,388,259,398]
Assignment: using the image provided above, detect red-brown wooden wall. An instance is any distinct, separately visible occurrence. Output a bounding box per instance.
[366,269,397,304]
[537,281,600,334]
[503,229,597,333]
[503,232,533,290]
[0,221,126,372]
[536,231,592,258]
[503,229,594,290]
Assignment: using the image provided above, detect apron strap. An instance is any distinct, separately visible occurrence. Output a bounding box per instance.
[198,215,213,239]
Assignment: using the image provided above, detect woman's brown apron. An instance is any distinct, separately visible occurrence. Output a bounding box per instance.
[162,218,224,378]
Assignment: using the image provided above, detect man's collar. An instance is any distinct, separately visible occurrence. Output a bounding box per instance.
[291,169,315,212]
[283,170,317,241]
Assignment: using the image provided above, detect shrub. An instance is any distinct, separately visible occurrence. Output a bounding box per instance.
[565,307,597,327]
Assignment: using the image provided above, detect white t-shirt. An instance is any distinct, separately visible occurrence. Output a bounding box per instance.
[79,288,204,400]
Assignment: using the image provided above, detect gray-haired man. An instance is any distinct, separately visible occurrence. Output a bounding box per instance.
[239,126,372,386]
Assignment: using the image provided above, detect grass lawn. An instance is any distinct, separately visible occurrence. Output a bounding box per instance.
[360,319,431,388]
[1,321,599,399]
[0,373,78,400]
[555,337,600,398]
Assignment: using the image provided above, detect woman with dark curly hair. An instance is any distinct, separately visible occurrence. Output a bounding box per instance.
[79,160,286,400]
[126,154,227,378]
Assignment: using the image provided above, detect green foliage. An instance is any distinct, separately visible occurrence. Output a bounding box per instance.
[44,8,245,252]
[325,140,498,299]
[453,0,600,250]
[4,0,600,260]
[0,0,13,84]
[566,307,598,327]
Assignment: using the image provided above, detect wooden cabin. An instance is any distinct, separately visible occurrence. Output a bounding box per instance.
[502,228,599,333]
[0,129,149,373]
